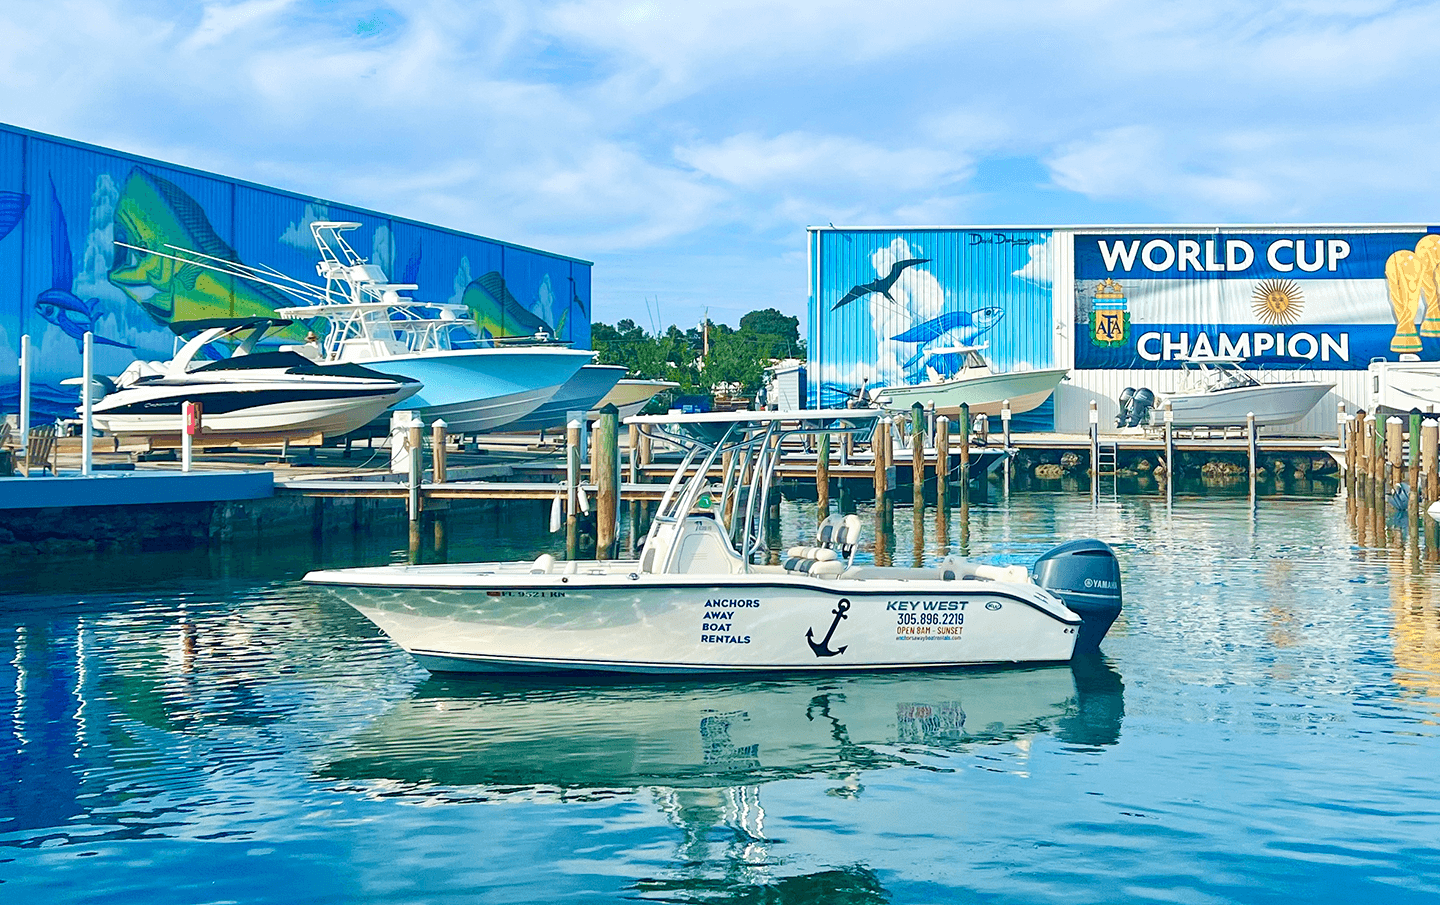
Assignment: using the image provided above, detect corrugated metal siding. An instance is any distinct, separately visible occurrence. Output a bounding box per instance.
[0,123,591,421]
[812,225,1432,435]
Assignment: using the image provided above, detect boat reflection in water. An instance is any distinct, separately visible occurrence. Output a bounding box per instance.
[320,659,1123,792]
[319,660,1121,894]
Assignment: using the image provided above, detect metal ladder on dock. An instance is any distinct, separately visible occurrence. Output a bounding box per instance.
[1096,441,1119,483]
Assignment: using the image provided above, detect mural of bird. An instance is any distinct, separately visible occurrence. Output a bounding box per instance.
[832,257,929,311]
[35,177,133,350]
[891,306,1004,372]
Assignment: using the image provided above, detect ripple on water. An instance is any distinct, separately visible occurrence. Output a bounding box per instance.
[3,493,1440,903]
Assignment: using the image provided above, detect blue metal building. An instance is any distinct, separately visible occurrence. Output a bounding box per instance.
[0,123,592,423]
[809,224,1440,434]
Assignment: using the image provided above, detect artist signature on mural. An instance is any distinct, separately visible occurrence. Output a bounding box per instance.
[968,232,1034,247]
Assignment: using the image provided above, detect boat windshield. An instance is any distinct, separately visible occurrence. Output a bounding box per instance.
[630,409,882,569]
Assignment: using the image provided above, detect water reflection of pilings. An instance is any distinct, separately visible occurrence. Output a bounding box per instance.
[1347,461,1440,561]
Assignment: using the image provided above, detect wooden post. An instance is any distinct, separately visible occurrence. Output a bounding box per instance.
[1360,414,1373,492]
[1409,410,1422,493]
[874,417,890,504]
[1000,399,1012,492]
[1345,409,1359,496]
[629,422,641,483]
[1163,401,1174,501]
[1089,400,1099,499]
[593,404,620,560]
[1424,417,1439,504]
[958,403,971,502]
[432,419,448,484]
[407,417,423,526]
[911,402,925,511]
[566,418,581,560]
[639,427,653,470]
[1387,416,1404,493]
[1423,418,1439,548]
[935,415,950,512]
[1246,411,1257,487]
[817,432,831,517]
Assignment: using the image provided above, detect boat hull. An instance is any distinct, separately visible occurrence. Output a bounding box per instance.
[594,379,678,420]
[499,364,627,433]
[873,368,1067,417]
[1162,381,1332,427]
[307,567,1081,674]
[1368,360,1440,413]
[366,348,593,433]
[91,379,418,439]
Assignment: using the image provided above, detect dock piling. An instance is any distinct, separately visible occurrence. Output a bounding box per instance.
[936,414,950,512]
[565,418,581,559]
[1000,399,1011,492]
[1246,411,1257,491]
[406,416,423,549]
[1163,401,1174,502]
[593,404,619,559]
[1387,416,1404,493]
[874,417,889,504]
[1089,401,1099,500]
[958,403,971,504]
[817,432,831,517]
[911,402,925,510]
[432,419,448,484]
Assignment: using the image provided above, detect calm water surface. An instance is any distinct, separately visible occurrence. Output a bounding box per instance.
[4,492,1440,903]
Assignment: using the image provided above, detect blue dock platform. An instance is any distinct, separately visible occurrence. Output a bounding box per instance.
[0,469,274,510]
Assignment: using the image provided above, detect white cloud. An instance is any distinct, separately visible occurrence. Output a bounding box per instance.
[3,0,1440,332]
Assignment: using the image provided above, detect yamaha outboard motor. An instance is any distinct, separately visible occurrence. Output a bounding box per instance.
[1115,387,1135,427]
[1127,387,1156,427]
[1033,539,1122,654]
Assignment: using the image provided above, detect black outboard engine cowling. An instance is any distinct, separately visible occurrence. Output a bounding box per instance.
[1127,387,1155,428]
[1116,387,1135,427]
[1033,539,1122,654]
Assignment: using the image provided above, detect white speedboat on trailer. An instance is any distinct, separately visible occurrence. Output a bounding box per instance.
[304,409,1123,675]
[1116,356,1333,429]
[84,317,421,440]
[117,221,594,434]
[868,344,1066,417]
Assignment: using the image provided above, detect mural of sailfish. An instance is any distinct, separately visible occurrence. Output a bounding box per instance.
[34,177,133,350]
[462,271,558,342]
[107,167,304,340]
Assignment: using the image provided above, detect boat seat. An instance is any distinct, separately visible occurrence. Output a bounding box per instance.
[940,557,1031,584]
[782,545,839,577]
[530,553,556,574]
[810,513,863,566]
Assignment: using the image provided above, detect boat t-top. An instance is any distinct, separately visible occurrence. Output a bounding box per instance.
[116,222,594,434]
[304,409,1123,675]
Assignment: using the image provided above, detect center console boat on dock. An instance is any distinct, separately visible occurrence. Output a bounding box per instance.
[305,410,1123,674]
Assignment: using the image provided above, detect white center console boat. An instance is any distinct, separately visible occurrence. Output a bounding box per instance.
[304,409,1123,674]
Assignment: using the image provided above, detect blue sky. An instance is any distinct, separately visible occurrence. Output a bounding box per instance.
[2,0,1436,331]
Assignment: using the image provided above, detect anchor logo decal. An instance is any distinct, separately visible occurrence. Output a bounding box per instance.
[806,598,851,658]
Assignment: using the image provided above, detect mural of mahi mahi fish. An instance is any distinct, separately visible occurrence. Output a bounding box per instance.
[462,271,560,342]
[107,167,306,340]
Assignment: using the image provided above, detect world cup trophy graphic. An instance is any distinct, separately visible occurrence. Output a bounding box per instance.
[1090,278,1129,348]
